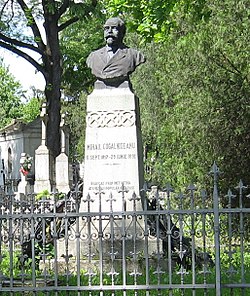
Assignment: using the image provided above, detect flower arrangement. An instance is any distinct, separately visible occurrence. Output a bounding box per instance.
[20,153,33,176]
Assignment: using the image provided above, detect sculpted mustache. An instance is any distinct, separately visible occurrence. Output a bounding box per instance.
[105,34,116,38]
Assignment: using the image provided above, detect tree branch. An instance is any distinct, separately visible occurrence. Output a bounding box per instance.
[218,50,243,76]
[58,0,70,17]
[16,0,46,52]
[0,41,46,77]
[58,16,79,32]
[0,32,44,55]
[58,0,98,31]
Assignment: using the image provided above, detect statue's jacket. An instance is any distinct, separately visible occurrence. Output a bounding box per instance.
[86,45,145,80]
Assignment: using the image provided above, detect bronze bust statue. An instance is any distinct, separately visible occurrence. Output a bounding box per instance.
[86,17,145,87]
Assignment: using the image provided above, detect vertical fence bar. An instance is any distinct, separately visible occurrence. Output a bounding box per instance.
[226,189,236,296]
[74,184,82,296]
[200,189,210,296]
[8,190,14,295]
[62,192,71,289]
[188,184,197,296]
[154,187,164,296]
[30,194,37,295]
[119,183,128,296]
[164,184,173,296]
[52,192,58,295]
[107,192,117,296]
[141,185,150,296]
[211,163,221,296]
[237,180,247,296]
[97,185,104,296]
[176,192,187,296]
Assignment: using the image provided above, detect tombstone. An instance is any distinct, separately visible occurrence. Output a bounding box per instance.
[34,103,54,193]
[55,114,70,193]
[79,17,146,259]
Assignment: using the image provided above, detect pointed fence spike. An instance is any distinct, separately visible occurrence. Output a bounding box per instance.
[94,184,105,196]
[225,189,236,199]
[162,183,174,193]
[187,184,197,191]
[200,189,207,199]
[82,193,94,203]
[210,162,220,175]
[118,182,129,194]
[235,179,247,190]
[129,191,140,201]
[140,182,149,193]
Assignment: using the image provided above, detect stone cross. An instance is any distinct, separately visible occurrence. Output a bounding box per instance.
[40,102,48,146]
[60,113,66,154]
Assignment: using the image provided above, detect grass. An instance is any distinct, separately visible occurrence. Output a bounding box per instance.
[1,245,250,295]
[0,266,249,295]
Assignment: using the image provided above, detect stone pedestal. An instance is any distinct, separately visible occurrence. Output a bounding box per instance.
[82,83,144,212]
[55,113,70,193]
[56,152,70,193]
[74,82,145,260]
[34,145,54,193]
[17,174,33,196]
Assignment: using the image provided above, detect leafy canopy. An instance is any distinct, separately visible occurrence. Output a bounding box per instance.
[104,0,210,41]
[0,61,24,129]
[130,0,250,189]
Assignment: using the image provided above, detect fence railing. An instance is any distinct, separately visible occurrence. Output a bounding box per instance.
[0,163,250,295]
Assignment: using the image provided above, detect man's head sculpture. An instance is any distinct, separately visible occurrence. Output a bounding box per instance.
[86,17,145,88]
[103,17,126,48]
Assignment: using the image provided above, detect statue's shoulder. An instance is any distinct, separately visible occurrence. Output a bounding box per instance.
[119,46,144,57]
[125,47,146,64]
[88,46,106,57]
[86,46,106,67]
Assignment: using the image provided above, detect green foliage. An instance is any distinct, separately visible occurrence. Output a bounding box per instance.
[0,61,24,129]
[0,246,33,278]
[104,0,210,42]
[58,0,249,189]
[220,247,250,270]
[61,8,106,95]
[60,4,107,161]
[21,97,41,123]
[62,93,87,160]
[1,262,249,295]
[129,0,250,189]
[35,190,65,201]
[0,61,40,129]
[35,189,50,201]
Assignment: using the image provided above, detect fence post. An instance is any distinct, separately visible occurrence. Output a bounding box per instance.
[211,162,221,295]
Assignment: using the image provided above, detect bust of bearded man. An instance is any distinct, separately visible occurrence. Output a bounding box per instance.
[86,17,145,88]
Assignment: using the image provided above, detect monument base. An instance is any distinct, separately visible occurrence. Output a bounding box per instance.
[73,83,146,260]
[34,145,54,193]
[55,152,70,193]
[82,84,144,212]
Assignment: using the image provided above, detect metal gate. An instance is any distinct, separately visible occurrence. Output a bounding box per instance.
[0,163,250,295]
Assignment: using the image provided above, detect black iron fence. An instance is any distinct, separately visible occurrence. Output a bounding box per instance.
[0,163,250,295]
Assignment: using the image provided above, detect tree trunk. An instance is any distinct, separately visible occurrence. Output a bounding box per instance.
[43,15,62,157]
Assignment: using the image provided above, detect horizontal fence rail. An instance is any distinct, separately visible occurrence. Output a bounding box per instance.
[0,166,250,295]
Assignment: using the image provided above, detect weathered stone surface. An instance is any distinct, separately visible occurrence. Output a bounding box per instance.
[82,84,144,212]
[34,145,54,193]
[55,152,70,193]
